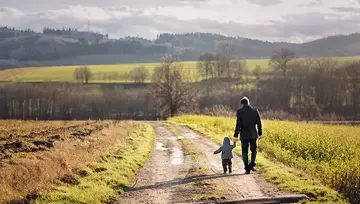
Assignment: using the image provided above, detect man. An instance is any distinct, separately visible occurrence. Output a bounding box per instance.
[233,97,262,174]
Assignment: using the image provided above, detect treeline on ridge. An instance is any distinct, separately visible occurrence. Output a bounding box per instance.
[2,26,360,69]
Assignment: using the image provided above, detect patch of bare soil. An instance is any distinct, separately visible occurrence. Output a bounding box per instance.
[115,122,288,204]
[0,121,111,160]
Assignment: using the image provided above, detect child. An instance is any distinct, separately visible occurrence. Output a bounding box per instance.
[214,136,236,174]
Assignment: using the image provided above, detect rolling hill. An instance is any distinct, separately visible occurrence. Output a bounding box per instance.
[2,27,360,70]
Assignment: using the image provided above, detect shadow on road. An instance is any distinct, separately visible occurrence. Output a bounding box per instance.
[127,173,245,192]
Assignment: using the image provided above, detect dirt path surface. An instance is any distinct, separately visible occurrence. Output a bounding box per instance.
[113,122,300,204]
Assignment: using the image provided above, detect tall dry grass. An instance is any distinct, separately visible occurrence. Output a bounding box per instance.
[0,121,133,202]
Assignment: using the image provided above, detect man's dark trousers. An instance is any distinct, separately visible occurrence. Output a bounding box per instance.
[241,139,257,171]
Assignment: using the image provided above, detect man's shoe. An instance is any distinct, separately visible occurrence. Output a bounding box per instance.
[223,170,227,174]
[251,166,257,172]
[229,168,232,174]
[245,170,251,174]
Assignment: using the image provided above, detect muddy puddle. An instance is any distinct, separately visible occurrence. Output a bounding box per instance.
[171,147,184,166]
[155,142,168,151]
[156,142,185,166]
[184,132,196,139]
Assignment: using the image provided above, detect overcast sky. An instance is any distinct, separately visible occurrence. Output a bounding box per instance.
[1,0,360,43]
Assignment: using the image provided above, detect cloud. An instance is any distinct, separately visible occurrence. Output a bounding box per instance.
[1,1,360,43]
[246,0,282,6]
[0,0,210,11]
[299,0,323,7]
[0,7,23,16]
[331,6,360,13]
[270,12,360,42]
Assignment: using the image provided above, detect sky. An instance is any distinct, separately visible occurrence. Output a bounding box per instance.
[0,0,360,43]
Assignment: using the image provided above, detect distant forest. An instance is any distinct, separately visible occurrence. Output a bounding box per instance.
[1,26,360,69]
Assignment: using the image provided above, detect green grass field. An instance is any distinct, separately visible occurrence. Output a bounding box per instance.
[1,56,360,83]
[0,63,159,83]
[0,59,267,82]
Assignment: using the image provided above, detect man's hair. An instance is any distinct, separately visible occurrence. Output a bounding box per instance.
[240,97,249,105]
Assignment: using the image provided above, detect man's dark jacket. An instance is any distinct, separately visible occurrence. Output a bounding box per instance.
[234,105,262,140]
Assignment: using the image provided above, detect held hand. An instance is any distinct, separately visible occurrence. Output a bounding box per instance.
[258,135,262,140]
[233,137,239,142]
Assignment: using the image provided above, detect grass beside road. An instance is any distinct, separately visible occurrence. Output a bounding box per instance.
[36,122,155,204]
[169,115,347,203]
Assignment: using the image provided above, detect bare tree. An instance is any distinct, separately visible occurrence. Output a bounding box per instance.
[197,53,215,81]
[343,61,360,120]
[230,59,247,81]
[253,65,262,79]
[295,96,322,121]
[269,48,296,76]
[197,53,217,95]
[74,68,82,82]
[304,58,315,68]
[213,53,225,79]
[312,58,339,106]
[74,66,92,84]
[152,57,197,117]
[128,66,149,83]
[110,71,118,81]
[313,58,338,72]
[216,41,236,61]
[215,41,236,79]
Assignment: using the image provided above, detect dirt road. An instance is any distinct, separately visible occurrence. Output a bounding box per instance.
[113,122,305,204]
